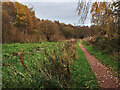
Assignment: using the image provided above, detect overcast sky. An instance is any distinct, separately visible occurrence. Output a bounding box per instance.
[14,0,116,26]
[15,0,95,26]
[15,0,116,3]
[16,0,78,2]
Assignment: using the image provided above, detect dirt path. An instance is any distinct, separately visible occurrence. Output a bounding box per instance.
[79,43,119,89]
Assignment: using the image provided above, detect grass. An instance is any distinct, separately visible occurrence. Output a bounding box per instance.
[2,41,99,88]
[69,41,99,89]
[2,42,68,88]
[81,41,119,77]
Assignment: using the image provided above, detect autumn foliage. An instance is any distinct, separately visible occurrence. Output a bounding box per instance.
[2,2,98,43]
[77,1,120,55]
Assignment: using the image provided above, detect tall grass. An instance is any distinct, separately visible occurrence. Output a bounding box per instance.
[2,41,78,88]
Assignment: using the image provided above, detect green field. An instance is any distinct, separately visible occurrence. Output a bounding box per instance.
[2,41,99,88]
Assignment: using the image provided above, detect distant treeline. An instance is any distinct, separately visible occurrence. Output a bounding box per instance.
[2,2,100,43]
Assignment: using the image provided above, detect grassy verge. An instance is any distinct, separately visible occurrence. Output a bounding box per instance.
[70,42,99,89]
[81,41,119,77]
